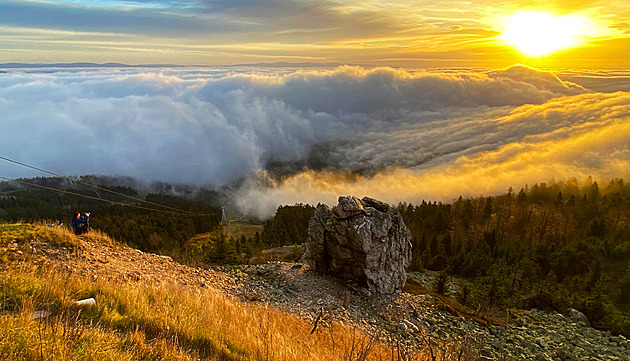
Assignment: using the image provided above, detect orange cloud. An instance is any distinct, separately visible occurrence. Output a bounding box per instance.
[236,91,630,217]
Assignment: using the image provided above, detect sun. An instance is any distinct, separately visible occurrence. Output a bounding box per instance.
[501,12,590,57]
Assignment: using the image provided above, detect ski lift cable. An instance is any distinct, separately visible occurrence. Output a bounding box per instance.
[0,155,200,215]
[0,176,215,217]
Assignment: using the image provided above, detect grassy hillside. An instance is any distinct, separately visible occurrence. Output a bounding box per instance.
[225,221,264,241]
[0,223,467,361]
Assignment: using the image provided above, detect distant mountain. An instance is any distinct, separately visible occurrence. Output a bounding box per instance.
[0,62,182,69]
[0,61,357,69]
[230,61,346,68]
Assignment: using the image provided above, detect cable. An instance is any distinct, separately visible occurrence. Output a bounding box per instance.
[0,155,199,215]
[0,176,215,217]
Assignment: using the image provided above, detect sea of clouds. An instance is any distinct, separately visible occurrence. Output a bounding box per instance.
[1,65,629,217]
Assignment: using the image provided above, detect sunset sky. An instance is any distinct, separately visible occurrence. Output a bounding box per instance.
[1,1,630,216]
[1,0,629,68]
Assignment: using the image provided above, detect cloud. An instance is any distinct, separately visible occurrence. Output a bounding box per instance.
[235,91,630,218]
[0,0,408,43]
[0,1,237,36]
[0,65,628,218]
[557,69,630,93]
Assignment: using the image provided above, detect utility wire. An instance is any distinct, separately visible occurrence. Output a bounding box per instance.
[0,155,199,215]
[0,176,214,216]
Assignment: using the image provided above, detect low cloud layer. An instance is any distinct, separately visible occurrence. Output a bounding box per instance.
[0,65,628,217]
[236,91,630,217]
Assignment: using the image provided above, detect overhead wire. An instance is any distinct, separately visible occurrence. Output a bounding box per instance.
[0,155,200,215]
[0,156,216,217]
[0,176,214,216]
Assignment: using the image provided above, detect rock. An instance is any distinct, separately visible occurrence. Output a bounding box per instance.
[32,303,57,320]
[537,337,549,349]
[130,270,141,281]
[535,353,553,361]
[569,308,591,327]
[305,196,412,295]
[397,319,419,334]
[74,298,96,307]
[360,287,372,297]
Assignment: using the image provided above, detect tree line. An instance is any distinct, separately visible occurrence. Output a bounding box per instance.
[0,177,314,265]
[398,177,630,337]
[182,204,315,265]
[0,178,219,254]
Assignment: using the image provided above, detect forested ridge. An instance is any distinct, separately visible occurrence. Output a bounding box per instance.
[397,177,630,337]
[0,177,220,254]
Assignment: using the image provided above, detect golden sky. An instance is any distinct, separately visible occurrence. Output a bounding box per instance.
[0,0,628,68]
[1,2,630,215]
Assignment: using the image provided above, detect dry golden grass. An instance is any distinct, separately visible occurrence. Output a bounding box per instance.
[0,262,402,361]
[225,222,264,241]
[0,223,474,361]
[0,222,76,248]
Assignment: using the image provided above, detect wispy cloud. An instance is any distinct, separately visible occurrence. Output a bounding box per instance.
[1,0,627,65]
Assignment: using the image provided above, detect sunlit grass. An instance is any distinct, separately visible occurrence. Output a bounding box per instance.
[225,221,264,241]
[0,263,399,360]
[0,222,75,248]
[0,223,474,360]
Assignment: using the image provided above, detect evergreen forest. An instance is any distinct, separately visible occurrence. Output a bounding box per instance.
[396,177,630,337]
[0,177,220,254]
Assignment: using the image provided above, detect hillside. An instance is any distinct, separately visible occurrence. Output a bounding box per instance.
[1,223,628,360]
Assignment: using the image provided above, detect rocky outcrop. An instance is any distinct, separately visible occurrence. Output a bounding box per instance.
[569,308,591,327]
[305,196,412,295]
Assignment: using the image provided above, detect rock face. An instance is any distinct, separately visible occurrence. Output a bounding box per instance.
[569,308,591,327]
[305,196,412,294]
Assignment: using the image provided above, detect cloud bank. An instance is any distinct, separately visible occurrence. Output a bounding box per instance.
[0,65,628,217]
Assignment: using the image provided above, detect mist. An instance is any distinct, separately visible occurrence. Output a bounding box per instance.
[1,65,628,218]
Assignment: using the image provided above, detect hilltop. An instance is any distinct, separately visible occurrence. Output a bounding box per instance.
[1,223,628,360]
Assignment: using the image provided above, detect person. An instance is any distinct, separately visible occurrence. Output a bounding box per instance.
[71,212,90,235]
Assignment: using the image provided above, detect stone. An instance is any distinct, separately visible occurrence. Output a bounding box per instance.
[537,337,549,349]
[569,308,591,327]
[305,196,412,295]
[398,319,419,333]
[535,353,553,361]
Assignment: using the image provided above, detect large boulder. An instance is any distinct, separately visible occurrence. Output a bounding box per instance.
[305,196,412,295]
[568,308,591,327]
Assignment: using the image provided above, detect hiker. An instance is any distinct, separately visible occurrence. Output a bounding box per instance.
[71,212,90,235]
